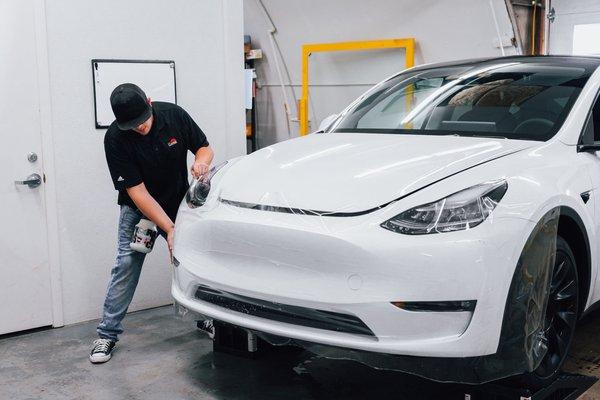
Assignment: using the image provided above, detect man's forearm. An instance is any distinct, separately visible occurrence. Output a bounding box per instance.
[126,183,174,233]
[195,146,214,165]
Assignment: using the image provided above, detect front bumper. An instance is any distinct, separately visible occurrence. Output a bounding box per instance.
[172,200,535,360]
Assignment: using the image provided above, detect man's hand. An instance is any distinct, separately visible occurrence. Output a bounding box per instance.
[192,146,214,181]
[126,183,177,265]
[191,161,210,180]
[167,225,175,263]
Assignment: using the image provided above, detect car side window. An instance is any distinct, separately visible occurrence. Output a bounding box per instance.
[582,114,594,144]
[582,92,600,144]
[594,97,600,142]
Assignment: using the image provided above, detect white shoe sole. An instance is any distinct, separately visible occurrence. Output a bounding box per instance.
[89,353,112,363]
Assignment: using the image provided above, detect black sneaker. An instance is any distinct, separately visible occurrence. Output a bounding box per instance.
[89,338,115,363]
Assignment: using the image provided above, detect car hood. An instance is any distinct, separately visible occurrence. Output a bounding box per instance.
[218,133,536,213]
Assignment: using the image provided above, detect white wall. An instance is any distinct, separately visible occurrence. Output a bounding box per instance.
[548,0,600,55]
[244,0,518,147]
[43,0,245,325]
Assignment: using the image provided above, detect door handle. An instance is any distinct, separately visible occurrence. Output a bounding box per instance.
[15,173,42,189]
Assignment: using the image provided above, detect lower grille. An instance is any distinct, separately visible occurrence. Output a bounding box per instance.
[194,285,375,337]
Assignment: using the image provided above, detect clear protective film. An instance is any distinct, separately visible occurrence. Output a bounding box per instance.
[174,156,559,385]
[234,207,558,384]
[494,207,559,375]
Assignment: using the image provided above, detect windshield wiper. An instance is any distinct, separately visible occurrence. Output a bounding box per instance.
[432,131,508,139]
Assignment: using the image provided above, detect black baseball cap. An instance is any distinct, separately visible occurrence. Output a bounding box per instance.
[110,83,152,130]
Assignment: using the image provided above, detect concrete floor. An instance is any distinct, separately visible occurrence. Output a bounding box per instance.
[564,310,600,399]
[1,306,599,400]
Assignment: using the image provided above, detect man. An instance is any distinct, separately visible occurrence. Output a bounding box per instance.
[90,83,213,363]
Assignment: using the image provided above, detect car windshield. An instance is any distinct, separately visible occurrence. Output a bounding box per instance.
[330,61,595,141]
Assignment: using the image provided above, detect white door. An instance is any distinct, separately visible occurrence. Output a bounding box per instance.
[0,0,53,334]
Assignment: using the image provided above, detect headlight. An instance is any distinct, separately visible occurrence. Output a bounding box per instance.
[185,161,228,209]
[381,180,508,235]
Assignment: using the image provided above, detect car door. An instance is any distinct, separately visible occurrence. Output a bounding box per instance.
[0,0,54,334]
[578,88,600,308]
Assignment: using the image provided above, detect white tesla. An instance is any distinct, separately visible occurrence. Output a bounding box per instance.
[172,56,600,385]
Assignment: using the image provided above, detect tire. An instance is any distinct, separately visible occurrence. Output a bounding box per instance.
[520,235,579,389]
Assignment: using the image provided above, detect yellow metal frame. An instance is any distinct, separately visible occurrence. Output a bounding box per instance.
[299,38,415,135]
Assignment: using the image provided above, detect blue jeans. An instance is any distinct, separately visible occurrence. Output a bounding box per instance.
[97,205,163,341]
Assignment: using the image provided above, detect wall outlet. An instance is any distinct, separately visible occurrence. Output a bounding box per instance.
[493,35,514,48]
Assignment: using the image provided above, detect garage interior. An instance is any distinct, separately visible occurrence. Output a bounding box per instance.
[3,0,600,399]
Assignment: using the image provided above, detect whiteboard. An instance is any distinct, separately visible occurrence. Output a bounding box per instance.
[92,59,177,128]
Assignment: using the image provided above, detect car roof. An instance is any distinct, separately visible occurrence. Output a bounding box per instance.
[409,55,600,73]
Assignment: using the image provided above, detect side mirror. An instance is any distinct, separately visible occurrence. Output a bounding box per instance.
[577,142,600,153]
[317,114,339,133]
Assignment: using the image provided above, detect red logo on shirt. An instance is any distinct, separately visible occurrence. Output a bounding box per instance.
[167,137,177,147]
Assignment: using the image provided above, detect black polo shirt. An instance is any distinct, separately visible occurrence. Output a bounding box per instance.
[104,102,209,221]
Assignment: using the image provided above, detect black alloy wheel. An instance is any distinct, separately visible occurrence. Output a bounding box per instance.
[532,235,579,383]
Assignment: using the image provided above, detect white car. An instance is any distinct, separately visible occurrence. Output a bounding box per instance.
[172,56,600,385]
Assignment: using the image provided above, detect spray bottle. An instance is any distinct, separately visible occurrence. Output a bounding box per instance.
[130,218,158,253]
